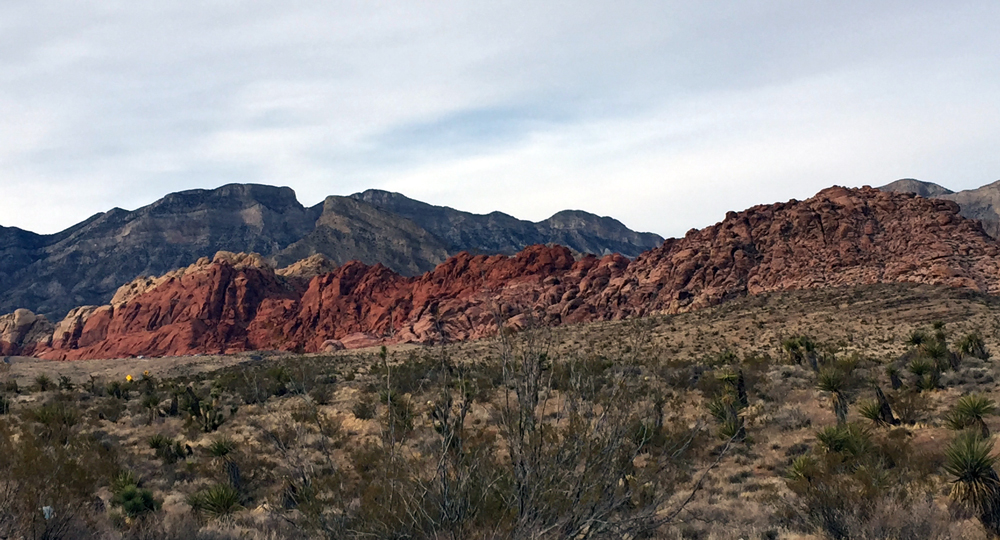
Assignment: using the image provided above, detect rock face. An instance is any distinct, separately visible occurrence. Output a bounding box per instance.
[0,184,662,320]
[8,185,1000,360]
[0,309,55,356]
[879,178,1000,238]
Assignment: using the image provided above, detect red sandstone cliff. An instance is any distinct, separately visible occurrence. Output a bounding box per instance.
[6,186,1000,360]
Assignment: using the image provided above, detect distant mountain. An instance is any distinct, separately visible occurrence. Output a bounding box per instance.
[0,184,663,319]
[878,178,1000,237]
[350,189,663,257]
[878,178,954,198]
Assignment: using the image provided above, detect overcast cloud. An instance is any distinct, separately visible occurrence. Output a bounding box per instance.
[1,1,999,237]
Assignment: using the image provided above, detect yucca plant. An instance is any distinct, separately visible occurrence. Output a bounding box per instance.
[706,396,731,424]
[857,399,885,427]
[907,330,929,348]
[208,436,237,458]
[815,423,873,462]
[787,454,820,483]
[208,436,242,490]
[782,335,817,370]
[923,340,951,372]
[946,395,997,439]
[959,332,990,360]
[944,432,1000,536]
[110,470,139,495]
[907,357,934,378]
[716,369,749,408]
[188,484,244,520]
[816,368,849,424]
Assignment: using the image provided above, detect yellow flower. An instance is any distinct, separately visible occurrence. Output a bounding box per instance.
[143,370,150,377]
[125,374,133,382]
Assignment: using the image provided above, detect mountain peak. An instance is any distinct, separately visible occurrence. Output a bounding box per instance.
[877,178,954,198]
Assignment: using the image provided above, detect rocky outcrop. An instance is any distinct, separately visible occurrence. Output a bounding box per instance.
[0,309,55,356]
[9,185,1000,360]
[879,178,1000,238]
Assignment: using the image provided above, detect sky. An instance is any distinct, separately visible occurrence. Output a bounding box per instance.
[2,1,999,238]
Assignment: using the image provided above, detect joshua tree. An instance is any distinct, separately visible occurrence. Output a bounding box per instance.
[817,368,849,424]
[946,395,997,439]
[944,432,1000,536]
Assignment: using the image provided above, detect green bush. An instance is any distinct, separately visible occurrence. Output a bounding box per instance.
[111,484,160,518]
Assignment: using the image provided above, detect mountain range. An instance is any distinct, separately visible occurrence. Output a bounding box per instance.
[5,184,1000,360]
[0,185,663,320]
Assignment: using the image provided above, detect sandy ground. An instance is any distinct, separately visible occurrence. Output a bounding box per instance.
[0,353,256,387]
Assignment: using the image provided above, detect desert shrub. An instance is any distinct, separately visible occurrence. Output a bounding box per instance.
[188,484,244,521]
[0,394,9,415]
[148,434,187,464]
[57,375,74,391]
[0,419,118,538]
[782,335,818,369]
[380,392,415,440]
[773,406,812,432]
[785,423,932,539]
[308,382,334,405]
[111,470,139,494]
[890,389,931,425]
[24,401,79,444]
[111,484,161,519]
[107,380,131,400]
[959,332,991,360]
[34,373,53,392]
[352,394,377,420]
[180,386,234,432]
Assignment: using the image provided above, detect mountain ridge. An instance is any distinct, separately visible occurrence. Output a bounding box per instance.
[0,184,662,320]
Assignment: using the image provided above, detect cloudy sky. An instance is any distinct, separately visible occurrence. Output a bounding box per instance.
[2,1,999,237]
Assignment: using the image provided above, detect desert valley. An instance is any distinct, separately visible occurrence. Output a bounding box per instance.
[4,180,1000,538]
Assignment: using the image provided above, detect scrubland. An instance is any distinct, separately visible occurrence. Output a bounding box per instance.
[4,283,1000,539]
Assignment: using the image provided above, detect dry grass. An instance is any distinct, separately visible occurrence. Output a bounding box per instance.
[3,282,1000,538]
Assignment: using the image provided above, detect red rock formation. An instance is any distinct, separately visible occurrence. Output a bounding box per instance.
[14,186,1000,360]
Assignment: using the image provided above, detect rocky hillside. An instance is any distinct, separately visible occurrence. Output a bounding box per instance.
[0,184,661,320]
[879,178,1000,238]
[6,185,1000,360]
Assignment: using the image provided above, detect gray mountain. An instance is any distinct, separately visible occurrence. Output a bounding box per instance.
[350,189,664,257]
[878,178,1000,238]
[878,179,954,198]
[0,184,663,319]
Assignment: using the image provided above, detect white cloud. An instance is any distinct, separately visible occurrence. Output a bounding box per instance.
[1,1,998,236]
